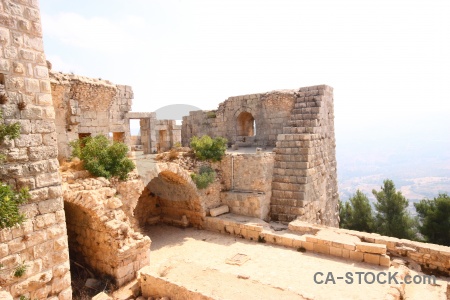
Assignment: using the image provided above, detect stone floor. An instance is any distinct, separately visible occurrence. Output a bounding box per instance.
[141,225,448,300]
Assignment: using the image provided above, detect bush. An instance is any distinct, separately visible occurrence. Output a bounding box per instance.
[168,149,179,161]
[0,184,29,229]
[190,135,227,162]
[70,135,135,180]
[0,110,29,229]
[191,166,216,189]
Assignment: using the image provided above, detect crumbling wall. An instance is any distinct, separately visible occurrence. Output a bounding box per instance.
[62,174,150,286]
[182,91,295,147]
[0,1,71,298]
[50,72,133,159]
[270,85,339,226]
[182,85,339,225]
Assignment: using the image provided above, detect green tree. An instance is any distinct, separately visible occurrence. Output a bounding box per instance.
[372,179,417,239]
[339,190,374,232]
[414,193,450,246]
[190,135,227,162]
[0,110,30,229]
[70,135,135,180]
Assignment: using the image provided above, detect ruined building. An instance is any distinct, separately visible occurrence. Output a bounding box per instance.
[3,2,448,299]
[182,87,339,224]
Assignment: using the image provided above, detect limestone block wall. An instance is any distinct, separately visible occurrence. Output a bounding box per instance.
[138,113,156,154]
[0,1,71,299]
[154,120,181,152]
[218,153,274,220]
[182,91,296,147]
[50,71,133,159]
[270,85,339,226]
[62,175,150,286]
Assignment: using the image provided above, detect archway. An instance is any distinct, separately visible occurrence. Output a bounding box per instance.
[134,167,204,228]
[62,181,150,288]
[237,112,255,136]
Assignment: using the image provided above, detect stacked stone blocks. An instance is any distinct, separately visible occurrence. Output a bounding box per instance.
[270,85,339,226]
[0,1,71,298]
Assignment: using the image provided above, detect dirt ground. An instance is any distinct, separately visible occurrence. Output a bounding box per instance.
[144,225,399,300]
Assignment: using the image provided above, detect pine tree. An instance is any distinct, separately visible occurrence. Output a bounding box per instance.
[414,193,450,246]
[339,190,374,232]
[372,179,417,239]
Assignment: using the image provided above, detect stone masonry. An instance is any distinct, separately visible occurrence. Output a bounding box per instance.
[182,90,296,148]
[50,71,133,160]
[0,1,71,299]
[270,85,339,225]
[182,85,339,226]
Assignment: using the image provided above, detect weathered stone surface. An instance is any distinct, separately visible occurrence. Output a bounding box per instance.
[62,173,151,286]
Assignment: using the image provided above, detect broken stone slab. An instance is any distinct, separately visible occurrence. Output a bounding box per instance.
[210,205,229,217]
[92,292,112,300]
[355,241,387,255]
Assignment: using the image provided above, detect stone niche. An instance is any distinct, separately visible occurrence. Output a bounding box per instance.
[219,153,275,220]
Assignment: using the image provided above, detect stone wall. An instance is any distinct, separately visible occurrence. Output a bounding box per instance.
[204,216,450,276]
[154,120,181,152]
[270,85,339,225]
[50,71,133,159]
[182,91,296,147]
[62,173,150,286]
[181,85,339,226]
[0,1,71,299]
[219,153,274,220]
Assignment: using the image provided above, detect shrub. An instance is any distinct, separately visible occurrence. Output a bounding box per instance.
[191,166,216,189]
[0,110,29,229]
[168,149,179,161]
[190,135,227,162]
[0,184,29,229]
[14,263,27,278]
[70,135,135,180]
[206,111,216,118]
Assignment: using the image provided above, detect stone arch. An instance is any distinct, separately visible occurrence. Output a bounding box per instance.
[63,178,150,286]
[231,107,257,141]
[134,163,205,228]
[236,111,256,136]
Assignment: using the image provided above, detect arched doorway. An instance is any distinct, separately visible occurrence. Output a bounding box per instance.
[134,168,204,228]
[236,112,255,136]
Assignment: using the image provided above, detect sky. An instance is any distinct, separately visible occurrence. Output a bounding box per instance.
[39,0,450,193]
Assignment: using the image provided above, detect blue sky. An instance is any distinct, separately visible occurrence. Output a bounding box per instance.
[40,0,450,155]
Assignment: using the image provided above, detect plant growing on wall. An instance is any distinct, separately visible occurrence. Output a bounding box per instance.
[0,110,30,229]
[70,135,135,180]
[190,135,227,162]
[191,165,216,189]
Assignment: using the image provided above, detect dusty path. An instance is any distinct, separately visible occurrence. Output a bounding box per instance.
[144,225,392,300]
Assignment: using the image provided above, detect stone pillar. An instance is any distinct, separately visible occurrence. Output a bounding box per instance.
[0,1,71,299]
[270,85,339,227]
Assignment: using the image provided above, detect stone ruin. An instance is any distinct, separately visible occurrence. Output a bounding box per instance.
[0,1,449,300]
